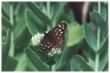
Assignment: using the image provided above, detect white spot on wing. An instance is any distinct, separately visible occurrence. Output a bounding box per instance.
[58,24,62,28]
[60,31,63,34]
[61,24,64,29]
[47,46,50,48]
[58,29,62,32]
[48,48,62,56]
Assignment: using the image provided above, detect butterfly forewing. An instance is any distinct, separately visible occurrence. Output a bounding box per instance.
[40,22,66,53]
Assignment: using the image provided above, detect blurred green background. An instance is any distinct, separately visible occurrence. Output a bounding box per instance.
[2,2,108,71]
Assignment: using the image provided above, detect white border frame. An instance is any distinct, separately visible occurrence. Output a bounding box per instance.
[0,0,109,73]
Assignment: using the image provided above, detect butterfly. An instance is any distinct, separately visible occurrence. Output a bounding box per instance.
[40,21,67,53]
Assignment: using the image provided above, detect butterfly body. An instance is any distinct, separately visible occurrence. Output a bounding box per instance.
[40,22,67,53]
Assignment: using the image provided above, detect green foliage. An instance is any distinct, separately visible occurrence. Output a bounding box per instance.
[2,2,108,71]
[25,47,49,71]
[2,56,17,71]
[83,2,108,71]
[70,55,93,71]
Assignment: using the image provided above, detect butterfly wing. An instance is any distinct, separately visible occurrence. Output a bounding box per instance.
[40,22,66,53]
[51,22,66,47]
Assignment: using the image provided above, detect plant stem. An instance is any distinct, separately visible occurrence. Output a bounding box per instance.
[98,2,101,14]
[47,2,51,19]
[95,51,99,71]
[95,2,101,71]
[95,27,101,71]
[49,65,52,71]
[9,5,14,57]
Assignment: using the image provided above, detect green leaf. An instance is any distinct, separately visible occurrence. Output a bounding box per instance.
[54,44,80,71]
[83,24,97,52]
[81,41,96,61]
[99,40,108,71]
[66,23,83,47]
[15,53,38,71]
[14,29,31,54]
[84,47,95,61]
[52,6,75,24]
[90,12,105,28]
[51,3,67,24]
[85,3,108,71]
[2,56,17,71]
[31,46,55,66]
[70,55,93,71]
[25,47,49,71]
[14,4,27,40]
[26,58,39,71]
[99,51,108,71]
[15,53,28,71]
[14,23,26,41]
[26,3,51,26]
[63,8,75,23]
[90,11,108,46]
[25,8,46,34]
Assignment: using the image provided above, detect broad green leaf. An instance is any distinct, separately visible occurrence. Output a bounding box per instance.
[63,8,75,23]
[84,47,95,61]
[25,13,38,35]
[14,3,26,40]
[25,46,54,71]
[70,55,93,71]
[91,2,108,22]
[66,23,83,47]
[26,3,51,26]
[41,2,51,19]
[15,53,38,71]
[83,24,97,52]
[14,23,26,41]
[31,46,55,66]
[99,52,108,71]
[14,29,31,55]
[25,47,49,71]
[100,2,108,21]
[26,58,39,71]
[99,40,108,71]
[90,12,105,28]
[54,44,80,71]
[51,3,67,24]
[25,8,46,34]
[54,48,73,71]
[90,11,108,47]
[15,53,28,71]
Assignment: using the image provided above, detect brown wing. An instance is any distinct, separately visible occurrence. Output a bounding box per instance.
[40,22,66,53]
